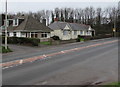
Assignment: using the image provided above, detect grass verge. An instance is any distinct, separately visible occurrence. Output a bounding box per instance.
[40,41,51,45]
[103,82,120,87]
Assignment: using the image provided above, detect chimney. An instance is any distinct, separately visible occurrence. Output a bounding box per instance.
[42,19,46,26]
[54,18,58,21]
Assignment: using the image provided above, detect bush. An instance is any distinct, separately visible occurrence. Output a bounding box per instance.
[76,35,86,42]
[51,36,60,40]
[40,41,51,45]
[0,46,12,53]
[29,38,40,46]
[76,34,112,42]
[2,37,40,46]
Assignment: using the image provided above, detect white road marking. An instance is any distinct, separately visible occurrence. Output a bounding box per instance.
[43,55,47,57]
[61,51,65,53]
[2,67,9,69]
[19,60,23,64]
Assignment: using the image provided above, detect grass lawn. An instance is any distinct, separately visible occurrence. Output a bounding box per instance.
[0,46,12,53]
[103,82,120,87]
[40,41,51,45]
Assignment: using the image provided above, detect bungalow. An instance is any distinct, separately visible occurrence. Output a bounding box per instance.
[2,15,53,41]
[49,21,95,40]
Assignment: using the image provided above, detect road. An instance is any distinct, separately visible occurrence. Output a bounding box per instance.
[2,38,118,85]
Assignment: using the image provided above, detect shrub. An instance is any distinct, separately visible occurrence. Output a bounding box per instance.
[40,41,51,45]
[0,46,12,53]
[76,35,86,42]
[2,37,40,46]
[51,36,60,40]
[76,34,112,42]
[29,38,40,46]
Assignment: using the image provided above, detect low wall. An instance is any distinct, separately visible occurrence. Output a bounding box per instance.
[51,39,76,45]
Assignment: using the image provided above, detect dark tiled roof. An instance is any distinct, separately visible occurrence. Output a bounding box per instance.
[69,23,89,30]
[48,22,67,30]
[49,21,91,31]
[7,15,52,32]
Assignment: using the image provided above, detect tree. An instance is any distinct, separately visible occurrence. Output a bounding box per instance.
[45,10,50,25]
[60,9,64,21]
[65,8,68,22]
[51,11,54,23]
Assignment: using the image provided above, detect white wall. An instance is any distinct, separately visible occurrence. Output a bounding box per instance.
[16,32,21,37]
[9,32,21,37]
[51,29,93,40]
[9,32,14,37]
[47,33,51,38]
[21,32,26,37]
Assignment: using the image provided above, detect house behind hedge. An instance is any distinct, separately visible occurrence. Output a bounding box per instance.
[49,21,95,40]
[2,15,53,41]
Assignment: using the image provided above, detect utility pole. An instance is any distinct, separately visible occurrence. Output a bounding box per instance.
[113,7,117,37]
[5,0,8,49]
[113,15,116,37]
[118,1,120,37]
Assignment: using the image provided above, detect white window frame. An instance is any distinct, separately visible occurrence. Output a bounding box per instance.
[41,32,48,38]
[63,30,70,35]
[13,19,18,26]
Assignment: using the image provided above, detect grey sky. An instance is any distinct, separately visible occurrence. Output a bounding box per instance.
[1,1,119,13]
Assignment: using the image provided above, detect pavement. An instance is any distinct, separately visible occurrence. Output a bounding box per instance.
[2,38,118,85]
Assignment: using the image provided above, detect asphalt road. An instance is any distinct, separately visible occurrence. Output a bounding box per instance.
[2,38,118,85]
[2,38,116,63]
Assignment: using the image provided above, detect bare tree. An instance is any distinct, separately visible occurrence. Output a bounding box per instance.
[45,10,50,25]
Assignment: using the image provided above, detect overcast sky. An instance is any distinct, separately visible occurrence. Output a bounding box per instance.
[1,0,119,13]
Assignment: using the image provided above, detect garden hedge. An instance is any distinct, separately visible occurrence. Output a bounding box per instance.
[2,37,40,46]
[76,34,112,42]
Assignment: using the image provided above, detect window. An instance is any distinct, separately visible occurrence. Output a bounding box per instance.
[80,30,83,35]
[31,32,34,38]
[19,19,24,25]
[41,32,47,38]
[15,19,17,25]
[13,19,18,26]
[13,32,16,37]
[21,32,26,37]
[74,31,77,35]
[7,32,9,36]
[8,19,13,26]
[21,32,26,35]
[86,30,89,35]
[88,31,91,35]
[35,33,38,38]
[63,30,69,35]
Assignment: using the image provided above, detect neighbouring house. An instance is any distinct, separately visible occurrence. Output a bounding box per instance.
[49,21,95,40]
[2,15,53,41]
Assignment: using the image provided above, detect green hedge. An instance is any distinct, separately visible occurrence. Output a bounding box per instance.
[76,35,112,42]
[2,37,40,46]
[40,41,51,45]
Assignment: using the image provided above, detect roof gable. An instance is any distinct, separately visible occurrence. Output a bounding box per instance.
[64,24,71,30]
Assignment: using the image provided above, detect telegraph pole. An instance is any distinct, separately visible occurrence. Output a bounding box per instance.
[113,15,116,37]
[113,6,117,37]
[118,1,120,37]
[5,0,8,49]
